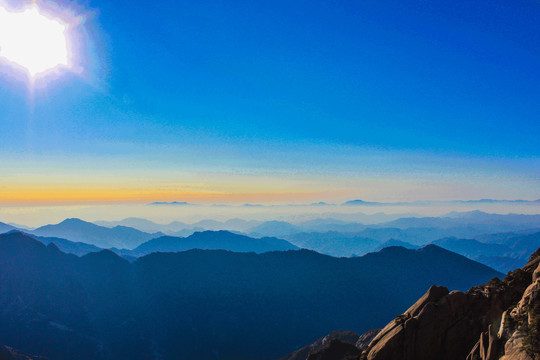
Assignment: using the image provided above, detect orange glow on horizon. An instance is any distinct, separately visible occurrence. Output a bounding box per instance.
[0,184,332,206]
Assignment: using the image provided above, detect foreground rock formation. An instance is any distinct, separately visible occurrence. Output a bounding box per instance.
[283,248,540,360]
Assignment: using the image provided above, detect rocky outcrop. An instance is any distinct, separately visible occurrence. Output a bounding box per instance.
[466,253,539,360]
[306,339,362,360]
[281,330,363,360]
[361,248,539,360]
[280,329,382,360]
[355,329,382,350]
[281,248,540,360]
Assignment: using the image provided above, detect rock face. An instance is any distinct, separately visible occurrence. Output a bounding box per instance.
[471,256,540,360]
[306,340,361,360]
[280,330,381,360]
[363,248,540,360]
[282,248,540,360]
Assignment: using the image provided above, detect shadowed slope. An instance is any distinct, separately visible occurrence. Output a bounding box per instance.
[0,232,501,360]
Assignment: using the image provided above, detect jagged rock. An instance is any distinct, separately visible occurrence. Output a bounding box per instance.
[466,324,500,360]
[355,329,381,351]
[357,249,540,360]
[280,330,361,360]
[359,249,540,360]
[306,339,362,360]
[498,260,540,360]
[280,328,382,360]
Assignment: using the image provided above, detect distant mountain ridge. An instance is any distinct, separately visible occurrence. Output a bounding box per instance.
[17,223,540,274]
[250,221,303,237]
[433,231,540,273]
[9,231,104,257]
[30,218,163,249]
[377,212,540,231]
[148,201,196,206]
[95,217,261,234]
[95,217,190,234]
[125,230,298,257]
[0,222,16,234]
[343,199,540,206]
[7,212,539,264]
[5,229,298,258]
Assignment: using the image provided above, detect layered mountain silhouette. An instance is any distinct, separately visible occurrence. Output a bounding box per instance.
[282,247,540,360]
[377,211,540,233]
[433,231,540,273]
[30,218,163,249]
[250,219,367,236]
[26,233,103,257]
[343,199,540,206]
[95,217,190,234]
[96,217,264,234]
[374,239,418,252]
[0,222,16,234]
[0,232,501,360]
[277,213,540,264]
[13,230,298,257]
[249,220,303,237]
[124,230,298,256]
[5,212,539,272]
[284,232,380,257]
[283,229,539,262]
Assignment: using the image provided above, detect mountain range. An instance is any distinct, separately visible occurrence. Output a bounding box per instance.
[121,231,298,257]
[0,222,16,234]
[433,231,540,273]
[96,217,262,234]
[252,212,540,245]
[91,210,540,238]
[2,229,299,259]
[379,211,540,231]
[2,212,539,269]
[343,199,540,206]
[0,232,502,360]
[29,218,164,249]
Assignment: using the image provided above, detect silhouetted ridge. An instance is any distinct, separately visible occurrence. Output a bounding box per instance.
[45,242,61,252]
[0,232,47,254]
[129,230,297,256]
[0,232,502,360]
[61,218,90,225]
[0,222,17,234]
[32,218,162,249]
[80,249,129,267]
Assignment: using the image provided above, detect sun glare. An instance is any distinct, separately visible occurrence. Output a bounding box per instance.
[0,4,70,77]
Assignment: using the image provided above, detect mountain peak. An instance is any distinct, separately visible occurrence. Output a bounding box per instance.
[60,218,89,225]
[46,242,61,253]
[32,218,157,250]
[81,249,128,266]
[54,218,100,229]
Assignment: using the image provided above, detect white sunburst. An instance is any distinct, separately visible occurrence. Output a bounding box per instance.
[0,3,71,77]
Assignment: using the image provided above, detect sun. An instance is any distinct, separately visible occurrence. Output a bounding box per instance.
[0,4,70,77]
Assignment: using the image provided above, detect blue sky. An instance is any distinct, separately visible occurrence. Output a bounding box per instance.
[0,0,539,205]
